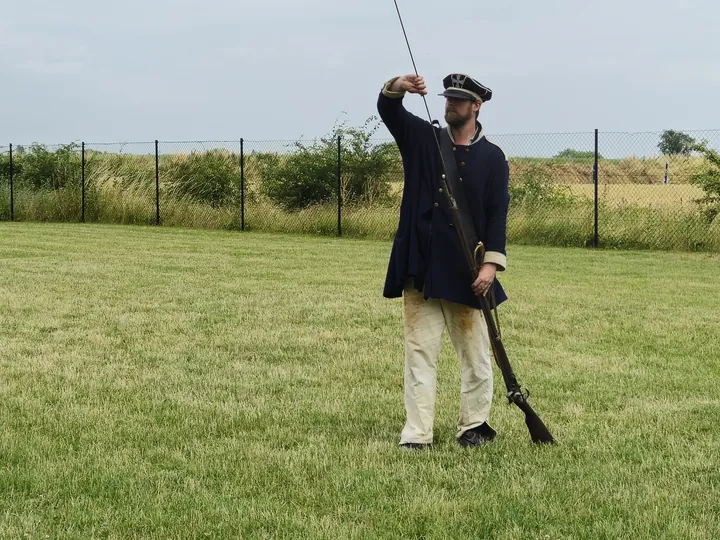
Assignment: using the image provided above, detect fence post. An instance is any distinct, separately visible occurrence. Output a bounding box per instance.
[240,138,245,231]
[9,143,14,221]
[155,140,160,225]
[81,142,86,223]
[593,128,599,248]
[337,134,342,237]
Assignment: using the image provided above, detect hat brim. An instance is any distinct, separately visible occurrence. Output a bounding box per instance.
[439,89,482,102]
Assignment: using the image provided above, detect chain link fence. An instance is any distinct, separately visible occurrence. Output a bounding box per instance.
[155,141,244,230]
[2,130,719,251]
[243,139,341,237]
[597,130,720,250]
[487,131,597,247]
[242,138,401,239]
[84,141,158,226]
[0,143,84,223]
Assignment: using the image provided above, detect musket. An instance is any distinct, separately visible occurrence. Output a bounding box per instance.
[392,0,555,444]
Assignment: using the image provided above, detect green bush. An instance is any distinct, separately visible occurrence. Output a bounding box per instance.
[690,141,720,223]
[15,143,81,190]
[509,163,576,208]
[258,117,396,210]
[0,152,12,182]
[257,143,337,210]
[339,117,397,204]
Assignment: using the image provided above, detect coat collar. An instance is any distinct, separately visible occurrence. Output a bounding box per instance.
[446,122,485,146]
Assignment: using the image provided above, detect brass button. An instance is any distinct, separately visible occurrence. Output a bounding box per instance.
[461,162,466,166]
[441,174,446,179]
[438,188,443,193]
[434,202,439,207]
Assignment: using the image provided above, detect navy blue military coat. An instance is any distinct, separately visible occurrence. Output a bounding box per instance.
[377,81,510,310]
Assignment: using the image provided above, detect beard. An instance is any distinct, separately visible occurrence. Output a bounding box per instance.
[445,108,473,128]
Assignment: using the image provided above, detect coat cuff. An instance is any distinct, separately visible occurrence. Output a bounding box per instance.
[382,78,406,98]
[484,251,506,271]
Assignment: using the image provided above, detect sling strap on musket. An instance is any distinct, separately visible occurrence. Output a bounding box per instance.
[438,128,501,335]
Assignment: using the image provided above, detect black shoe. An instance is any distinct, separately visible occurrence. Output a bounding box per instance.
[400,442,432,450]
[457,422,497,448]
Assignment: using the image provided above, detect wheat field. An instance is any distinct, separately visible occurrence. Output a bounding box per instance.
[567,184,704,208]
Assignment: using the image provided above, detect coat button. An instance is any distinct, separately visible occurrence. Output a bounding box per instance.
[461,162,466,166]
[434,202,439,207]
[453,147,457,151]
[465,148,470,152]
[438,188,443,193]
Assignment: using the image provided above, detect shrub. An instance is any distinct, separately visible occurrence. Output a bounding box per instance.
[509,163,576,207]
[258,143,337,210]
[0,152,12,182]
[339,117,397,205]
[258,117,396,210]
[690,141,720,223]
[15,143,82,190]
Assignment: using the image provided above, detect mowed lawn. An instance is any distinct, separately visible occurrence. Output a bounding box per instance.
[0,223,718,539]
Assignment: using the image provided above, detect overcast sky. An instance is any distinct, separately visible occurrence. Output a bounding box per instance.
[1,0,718,146]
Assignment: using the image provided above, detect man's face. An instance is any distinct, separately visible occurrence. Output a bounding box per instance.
[444,97,477,127]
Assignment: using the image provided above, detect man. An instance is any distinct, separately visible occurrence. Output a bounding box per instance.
[377,73,510,449]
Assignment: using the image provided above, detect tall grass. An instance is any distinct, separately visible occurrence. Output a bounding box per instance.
[4,184,718,251]
[245,201,399,239]
[507,200,720,251]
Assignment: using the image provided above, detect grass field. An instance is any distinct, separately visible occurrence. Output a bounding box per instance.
[1,223,719,539]
[568,184,705,209]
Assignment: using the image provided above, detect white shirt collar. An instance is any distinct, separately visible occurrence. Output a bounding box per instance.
[446,122,485,146]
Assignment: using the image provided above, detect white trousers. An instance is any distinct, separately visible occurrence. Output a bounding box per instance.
[400,280,494,444]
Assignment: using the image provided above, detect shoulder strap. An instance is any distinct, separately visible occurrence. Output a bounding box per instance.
[438,129,478,247]
[438,129,503,332]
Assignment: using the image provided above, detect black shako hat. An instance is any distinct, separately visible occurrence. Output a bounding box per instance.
[438,73,492,102]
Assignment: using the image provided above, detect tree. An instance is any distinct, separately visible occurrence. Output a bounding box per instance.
[658,130,696,156]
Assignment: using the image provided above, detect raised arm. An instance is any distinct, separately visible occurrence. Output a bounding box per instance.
[376,75,432,150]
